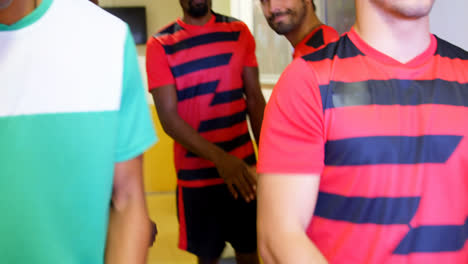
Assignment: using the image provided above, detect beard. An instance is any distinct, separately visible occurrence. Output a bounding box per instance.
[0,0,14,10]
[188,0,209,18]
[266,1,307,35]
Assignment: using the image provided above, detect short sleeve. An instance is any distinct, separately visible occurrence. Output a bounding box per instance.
[116,26,158,162]
[257,58,325,174]
[146,36,176,90]
[242,24,258,67]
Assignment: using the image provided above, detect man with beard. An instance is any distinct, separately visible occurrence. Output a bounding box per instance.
[259,0,339,58]
[0,0,157,263]
[146,0,265,263]
[257,0,468,263]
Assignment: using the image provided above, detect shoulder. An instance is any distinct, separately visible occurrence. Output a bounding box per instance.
[434,35,468,60]
[275,58,319,96]
[153,21,184,39]
[322,25,340,38]
[304,25,339,49]
[212,11,251,32]
[302,33,363,62]
[213,12,240,23]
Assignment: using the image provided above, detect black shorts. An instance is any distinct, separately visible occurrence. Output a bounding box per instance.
[176,184,257,258]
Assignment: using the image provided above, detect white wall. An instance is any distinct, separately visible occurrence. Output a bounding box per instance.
[430,0,468,50]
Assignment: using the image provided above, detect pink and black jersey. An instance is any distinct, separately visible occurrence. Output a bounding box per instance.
[258,28,468,263]
[293,24,339,58]
[147,12,257,188]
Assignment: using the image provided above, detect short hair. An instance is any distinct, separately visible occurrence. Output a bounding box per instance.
[312,0,316,11]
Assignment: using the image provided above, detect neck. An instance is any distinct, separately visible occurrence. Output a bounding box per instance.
[354,1,431,63]
[182,11,213,26]
[0,0,39,25]
[285,9,322,47]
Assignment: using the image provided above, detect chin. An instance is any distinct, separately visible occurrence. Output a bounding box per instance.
[375,0,435,19]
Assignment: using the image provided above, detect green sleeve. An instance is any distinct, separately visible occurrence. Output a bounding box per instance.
[115,25,157,162]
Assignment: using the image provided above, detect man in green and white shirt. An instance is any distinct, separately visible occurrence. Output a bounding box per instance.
[0,0,157,263]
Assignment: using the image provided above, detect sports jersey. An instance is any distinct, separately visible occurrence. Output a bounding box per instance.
[258,28,468,263]
[0,0,157,263]
[146,12,257,188]
[293,24,339,58]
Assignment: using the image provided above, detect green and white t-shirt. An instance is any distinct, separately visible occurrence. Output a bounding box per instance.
[0,0,157,263]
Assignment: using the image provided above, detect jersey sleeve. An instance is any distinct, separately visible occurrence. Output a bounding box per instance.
[257,58,325,174]
[241,24,258,67]
[116,26,158,162]
[146,36,175,90]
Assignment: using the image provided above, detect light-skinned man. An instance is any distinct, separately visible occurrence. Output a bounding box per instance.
[259,0,339,58]
[257,0,468,263]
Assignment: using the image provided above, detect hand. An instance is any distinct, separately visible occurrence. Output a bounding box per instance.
[214,153,257,202]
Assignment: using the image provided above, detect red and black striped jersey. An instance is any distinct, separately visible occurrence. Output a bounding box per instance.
[146,12,257,188]
[258,28,468,263]
[293,24,339,58]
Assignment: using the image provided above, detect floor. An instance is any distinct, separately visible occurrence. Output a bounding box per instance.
[146,193,236,264]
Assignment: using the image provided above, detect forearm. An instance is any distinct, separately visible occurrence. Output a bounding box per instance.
[160,112,227,164]
[246,97,265,144]
[105,196,150,264]
[259,230,328,264]
[242,66,265,144]
[105,157,150,264]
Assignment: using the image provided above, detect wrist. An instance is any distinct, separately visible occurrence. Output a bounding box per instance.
[209,148,228,166]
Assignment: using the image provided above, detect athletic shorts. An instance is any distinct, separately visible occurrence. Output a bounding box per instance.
[176,184,257,258]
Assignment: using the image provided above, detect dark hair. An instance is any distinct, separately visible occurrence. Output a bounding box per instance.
[312,0,316,11]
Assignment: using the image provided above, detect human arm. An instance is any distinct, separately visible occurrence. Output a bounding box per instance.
[105,156,150,264]
[256,58,328,263]
[150,86,256,202]
[104,26,157,262]
[257,173,328,264]
[243,66,265,144]
[241,24,266,144]
[145,33,257,201]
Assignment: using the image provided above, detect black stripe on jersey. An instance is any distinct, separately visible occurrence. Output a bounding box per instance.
[314,192,421,224]
[325,135,463,166]
[171,53,233,78]
[305,28,325,48]
[214,12,239,23]
[186,133,251,158]
[302,35,363,62]
[393,217,468,254]
[319,79,468,110]
[162,31,241,55]
[178,167,219,181]
[154,22,184,38]
[435,35,468,60]
[198,110,247,133]
[177,152,256,180]
[177,81,219,102]
[211,87,244,106]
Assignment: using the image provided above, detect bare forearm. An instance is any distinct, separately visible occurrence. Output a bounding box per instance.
[105,157,150,264]
[247,97,265,144]
[160,112,226,164]
[259,231,328,264]
[243,66,265,144]
[105,195,150,264]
